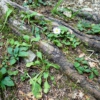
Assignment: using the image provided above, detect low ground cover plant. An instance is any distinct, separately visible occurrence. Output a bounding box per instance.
[77,21,100,34]
[46,26,80,48]
[74,57,99,79]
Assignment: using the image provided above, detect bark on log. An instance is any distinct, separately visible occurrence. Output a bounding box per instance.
[72,9,100,23]
[0,0,100,99]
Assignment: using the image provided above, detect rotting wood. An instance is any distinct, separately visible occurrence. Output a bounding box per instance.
[0,0,100,99]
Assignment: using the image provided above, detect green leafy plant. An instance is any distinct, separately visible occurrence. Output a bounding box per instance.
[46,26,80,48]
[0,8,13,32]
[77,21,100,34]
[7,46,29,65]
[21,11,38,24]
[26,51,60,99]
[23,0,47,7]
[0,56,15,89]
[74,57,99,79]
[51,0,63,15]
[0,38,30,90]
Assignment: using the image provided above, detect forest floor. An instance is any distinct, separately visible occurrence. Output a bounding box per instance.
[0,0,100,100]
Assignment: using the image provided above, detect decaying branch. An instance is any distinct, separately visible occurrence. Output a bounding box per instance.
[0,0,100,99]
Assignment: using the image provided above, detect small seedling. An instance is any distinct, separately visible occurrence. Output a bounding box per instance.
[26,51,60,99]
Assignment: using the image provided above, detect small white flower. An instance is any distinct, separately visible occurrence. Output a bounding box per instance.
[53,27,61,34]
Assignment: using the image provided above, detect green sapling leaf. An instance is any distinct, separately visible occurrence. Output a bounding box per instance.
[36,51,42,60]
[23,35,30,42]
[26,62,34,67]
[43,80,50,93]
[74,62,80,68]
[1,76,14,86]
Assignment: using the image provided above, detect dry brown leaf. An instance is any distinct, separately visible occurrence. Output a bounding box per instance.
[56,74,63,81]
[88,62,97,68]
[85,95,90,100]
[27,92,33,97]
[26,92,37,100]
[19,90,24,95]
[79,53,85,58]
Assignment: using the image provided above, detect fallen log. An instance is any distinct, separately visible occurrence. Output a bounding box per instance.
[0,0,100,99]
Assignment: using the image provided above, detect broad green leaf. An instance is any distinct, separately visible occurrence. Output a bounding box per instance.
[84,69,91,73]
[34,60,41,65]
[84,66,88,69]
[53,40,62,47]
[78,67,84,71]
[48,63,60,69]
[31,37,40,42]
[9,39,14,45]
[19,47,29,51]
[74,62,80,68]
[59,25,68,32]
[75,57,84,62]
[8,70,18,76]
[0,68,7,74]
[18,51,28,57]
[77,69,83,74]
[31,32,40,42]
[93,69,99,76]
[43,72,49,79]
[9,57,16,65]
[82,61,88,65]
[14,41,20,46]
[56,42,63,47]
[30,12,37,17]
[89,72,94,79]
[26,62,33,67]
[7,47,13,55]
[32,81,42,99]
[36,51,42,60]
[6,9,13,19]
[14,47,19,54]
[37,76,42,84]
[1,76,14,86]
[43,80,50,93]
[23,35,30,42]
[21,42,31,47]
[50,76,54,81]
